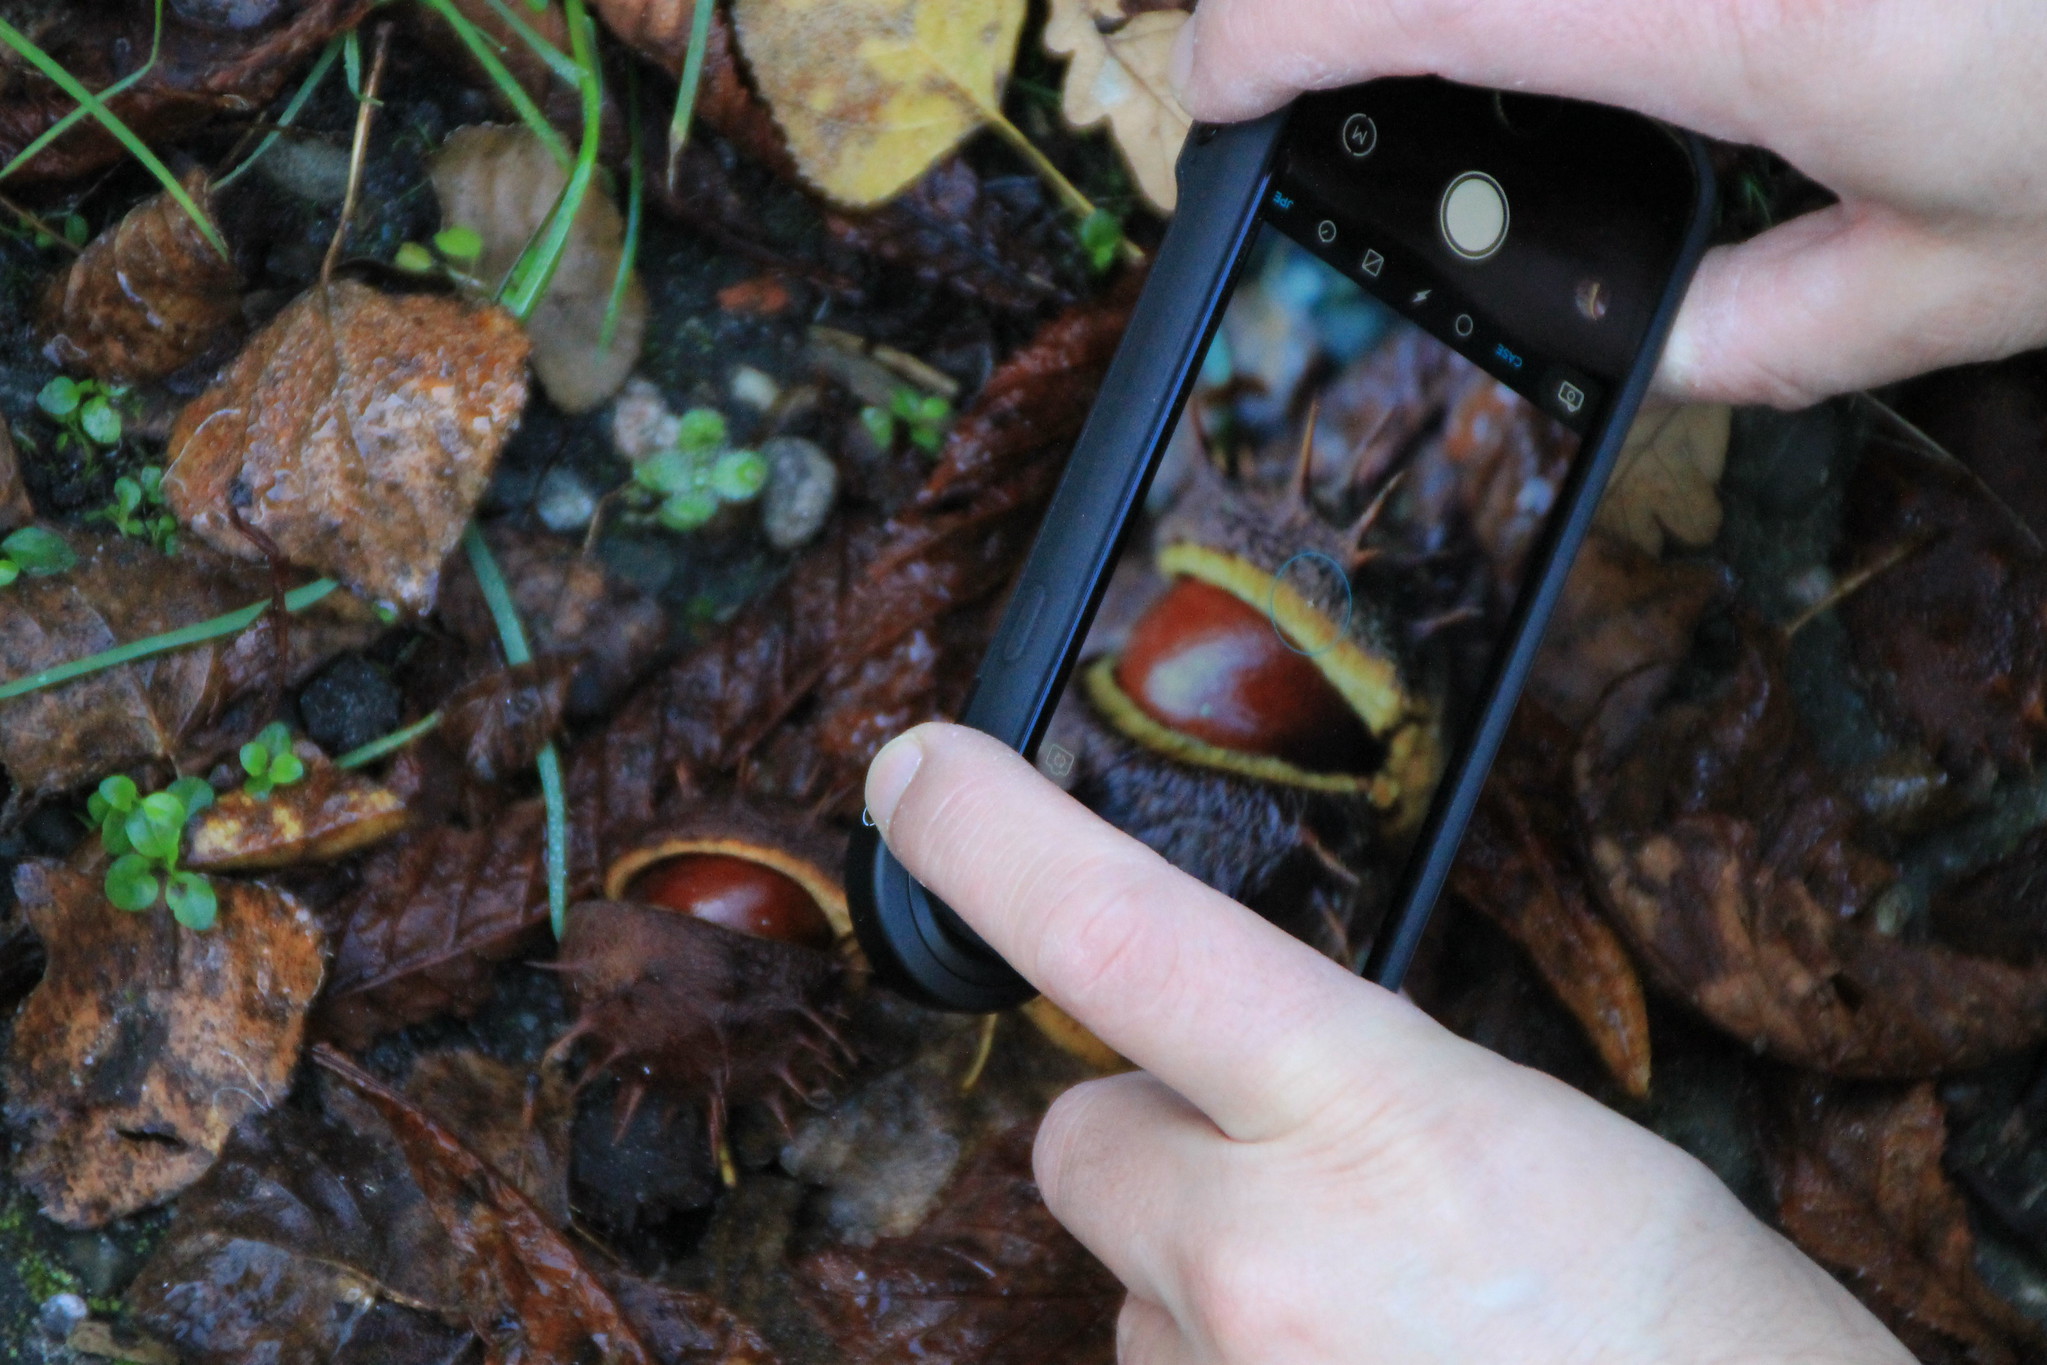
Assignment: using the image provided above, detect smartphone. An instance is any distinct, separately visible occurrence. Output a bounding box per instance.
[849,77,1715,1011]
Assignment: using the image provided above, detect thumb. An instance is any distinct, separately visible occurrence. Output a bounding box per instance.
[1661,201,2047,407]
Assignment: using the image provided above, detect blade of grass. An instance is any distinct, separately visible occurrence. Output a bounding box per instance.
[0,0,163,184]
[496,0,601,320]
[215,37,343,190]
[0,579,339,703]
[664,0,717,188]
[459,525,568,938]
[479,0,583,86]
[335,710,442,769]
[0,8,227,259]
[978,110,1144,266]
[601,58,644,349]
[417,0,573,170]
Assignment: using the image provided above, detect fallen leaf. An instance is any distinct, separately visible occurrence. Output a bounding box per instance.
[39,170,241,383]
[438,658,576,784]
[314,1044,658,1365]
[436,526,668,720]
[1525,530,1726,731]
[1839,442,2047,773]
[64,1323,181,1365]
[1042,0,1190,212]
[794,1125,1121,1364]
[1594,401,1731,556]
[1450,705,1652,1097]
[129,1088,475,1365]
[0,0,373,183]
[607,1275,781,1365]
[185,749,409,870]
[1932,825,2047,966]
[4,861,326,1227]
[0,420,37,531]
[731,0,1029,207]
[315,798,554,1048]
[430,124,647,413]
[1765,1079,2047,1365]
[163,280,531,616]
[1576,624,2047,1076]
[404,1050,574,1229]
[0,529,377,824]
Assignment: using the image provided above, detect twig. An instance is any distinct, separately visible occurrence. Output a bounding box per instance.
[321,22,390,287]
[1781,538,1922,639]
[0,193,82,256]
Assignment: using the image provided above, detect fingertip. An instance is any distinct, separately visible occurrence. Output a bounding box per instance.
[863,726,929,838]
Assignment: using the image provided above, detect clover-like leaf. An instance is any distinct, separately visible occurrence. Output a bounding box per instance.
[105,854,160,911]
[711,449,768,503]
[433,224,483,264]
[268,751,305,787]
[98,775,139,814]
[166,871,217,931]
[859,405,895,449]
[0,527,77,577]
[36,376,80,419]
[634,449,694,497]
[659,491,720,532]
[0,562,19,589]
[166,775,215,816]
[80,395,122,447]
[675,408,727,455]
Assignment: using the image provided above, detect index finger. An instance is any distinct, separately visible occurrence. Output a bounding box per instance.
[864,722,1438,1141]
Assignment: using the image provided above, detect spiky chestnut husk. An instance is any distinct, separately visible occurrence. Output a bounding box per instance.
[1087,467,1442,832]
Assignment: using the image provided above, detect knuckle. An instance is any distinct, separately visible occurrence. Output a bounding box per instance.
[1030,864,1182,1011]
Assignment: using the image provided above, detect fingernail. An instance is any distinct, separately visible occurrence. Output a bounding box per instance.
[865,730,925,837]
[1168,18,1197,105]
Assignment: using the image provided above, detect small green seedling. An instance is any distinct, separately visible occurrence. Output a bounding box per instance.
[394,223,487,283]
[92,466,177,553]
[12,212,88,250]
[626,406,768,533]
[239,722,306,798]
[1078,208,1125,275]
[0,526,76,587]
[36,376,127,464]
[860,386,953,456]
[88,774,218,930]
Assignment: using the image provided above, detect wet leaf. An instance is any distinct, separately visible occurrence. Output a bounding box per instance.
[439,658,576,784]
[4,861,325,1227]
[1594,401,1731,557]
[731,0,1028,207]
[186,749,409,870]
[0,530,377,823]
[437,527,668,719]
[607,1275,781,1365]
[405,1050,574,1229]
[794,1125,1120,1365]
[1765,1079,2047,1365]
[1450,705,1652,1097]
[0,0,373,183]
[129,1089,475,1365]
[314,1044,659,1365]
[163,280,532,616]
[0,420,36,532]
[39,171,241,384]
[315,799,554,1047]
[429,124,647,413]
[1577,624,2047,1076]
[1042,0,1190,212]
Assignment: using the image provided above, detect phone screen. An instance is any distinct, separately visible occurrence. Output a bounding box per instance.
[1032,218,1585,958]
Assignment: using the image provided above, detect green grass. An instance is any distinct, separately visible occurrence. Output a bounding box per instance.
[216,35,343,190]
[417,0,574,169]
[494,0,603,319]
[666,0,717,182]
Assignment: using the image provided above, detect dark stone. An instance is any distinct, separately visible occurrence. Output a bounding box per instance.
[298,654,403,757]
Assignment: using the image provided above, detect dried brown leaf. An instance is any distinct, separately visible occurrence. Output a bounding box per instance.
[39,171,241,384]
[430,124,646,413]
[163,280,531,616]
[406,1050,574,1228]
[1766,1079,2047,1365]
[794,1125,1120,1365]
[439,658,576,785]
[0,419,37,532]
[1042,0,1190,212]
[606,1275,780,1365]
[0,0,373,183]
[185,749,409,870]
[0,529,378,823]
[314,1044,658,1365]
[1594,401,1731,556]
[1450,706,1652,1096]
[731,0,1028,207]
[315,799,555,1047]
[4,861,326,1227]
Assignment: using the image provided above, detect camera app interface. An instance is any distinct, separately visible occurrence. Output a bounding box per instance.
[1035,216,1586,961]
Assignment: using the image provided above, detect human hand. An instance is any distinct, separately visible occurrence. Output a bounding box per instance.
[864,721,1913,1365]
[1167,0,2047,409]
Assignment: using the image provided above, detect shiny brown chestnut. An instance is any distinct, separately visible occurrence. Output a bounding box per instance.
[626,853,837,951]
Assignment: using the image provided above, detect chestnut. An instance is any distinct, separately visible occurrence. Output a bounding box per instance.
[627,853,836,951]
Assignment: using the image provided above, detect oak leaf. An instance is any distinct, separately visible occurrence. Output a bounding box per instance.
[185,749,409,870]
[429,125,647,413]
[4,861,325,1227]
[1594,400,1731,556]
[163,280,531,616]
[39,171,241,384]
[731,0,1028,206]
[1042,0,1190,212]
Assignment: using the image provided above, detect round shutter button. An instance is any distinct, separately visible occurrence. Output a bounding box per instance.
[1440,172,1509,261]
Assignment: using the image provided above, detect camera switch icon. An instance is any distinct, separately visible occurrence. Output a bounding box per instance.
[1040,743,1076,779]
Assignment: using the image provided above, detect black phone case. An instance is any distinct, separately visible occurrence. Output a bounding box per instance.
[850,101,1717,1011]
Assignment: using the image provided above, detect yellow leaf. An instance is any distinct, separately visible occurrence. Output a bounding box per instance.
[1043,0,1190,213]
[732,0,1028,207]
[1595,400,1732,556]
[430,125,648,414]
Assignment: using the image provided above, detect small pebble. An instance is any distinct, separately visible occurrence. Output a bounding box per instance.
[536,467,598,533]
[38,1291,87,1340]
[611,378,680,462]
[254,137,353,206]
[760,436,838,552]
[299,654,403,757]
[730,365,780,412]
